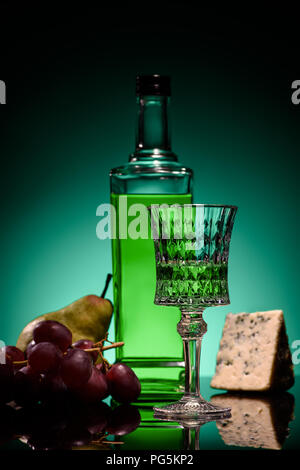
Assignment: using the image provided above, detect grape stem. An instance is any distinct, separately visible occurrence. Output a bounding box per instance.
[91,438,124,445]
[12,340,124,365]
[81,342,124,353]
[102,341,124,351]
[102,440,124,445]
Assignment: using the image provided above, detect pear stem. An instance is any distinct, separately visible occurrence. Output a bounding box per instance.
[101,273,113,298]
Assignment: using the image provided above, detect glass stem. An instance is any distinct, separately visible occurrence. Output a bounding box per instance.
[177,310,207,399]
[183,427,200,450]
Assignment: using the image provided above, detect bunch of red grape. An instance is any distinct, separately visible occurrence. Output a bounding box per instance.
[0,320,141,408]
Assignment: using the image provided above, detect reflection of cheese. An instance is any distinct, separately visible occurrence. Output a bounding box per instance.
[210,310,294,391]
[211,393,294,450]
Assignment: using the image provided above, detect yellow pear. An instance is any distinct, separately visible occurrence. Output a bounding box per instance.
[16,295,113,352]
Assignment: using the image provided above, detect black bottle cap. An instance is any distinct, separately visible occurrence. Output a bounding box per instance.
[136,74,171,96]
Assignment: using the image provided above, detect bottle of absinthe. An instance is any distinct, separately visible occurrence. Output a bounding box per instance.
[110,75,193,398]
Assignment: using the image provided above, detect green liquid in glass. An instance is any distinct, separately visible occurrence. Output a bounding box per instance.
[111,193,192,397]
[156,262,229,306]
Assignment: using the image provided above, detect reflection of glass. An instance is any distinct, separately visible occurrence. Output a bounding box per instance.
[121,406,228,451]
[212,392,295,450]
[152,413,227,450]
[149,204,237,420]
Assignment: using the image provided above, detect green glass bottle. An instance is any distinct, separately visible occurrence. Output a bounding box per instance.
[110,75,193,398]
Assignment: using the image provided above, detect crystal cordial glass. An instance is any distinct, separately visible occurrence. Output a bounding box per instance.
[148,204,238,421]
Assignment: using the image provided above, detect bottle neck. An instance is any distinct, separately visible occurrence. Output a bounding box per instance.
[132,95,177,162]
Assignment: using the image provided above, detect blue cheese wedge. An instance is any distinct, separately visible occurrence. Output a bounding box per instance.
[210,310,294,391]
[211,393,294,450]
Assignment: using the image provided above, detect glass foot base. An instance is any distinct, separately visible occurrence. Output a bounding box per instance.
[153,396,231,423]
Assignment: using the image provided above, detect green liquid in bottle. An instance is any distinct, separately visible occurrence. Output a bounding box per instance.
[111,193,192,398]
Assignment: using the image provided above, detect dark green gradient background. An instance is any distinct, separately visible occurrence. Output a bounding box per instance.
[0,5,299,376]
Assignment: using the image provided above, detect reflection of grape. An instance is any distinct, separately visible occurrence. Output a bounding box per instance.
[0,364,14,404]
[106,364,141,403]
[0,405,16,446]
[106,405,141,436]
[25,403,68,450]
[14,405,37,437]
[28,435,64,451]
[74,367,109,403]
[62,427,92,448]
[72,339,98,363]
[2,393,142,450]
[33,320,72,352]
[60,349,92,389]
[80,402,111,435]
[27,342,62,374]
[27,429,65,450]
[15,402,68,440]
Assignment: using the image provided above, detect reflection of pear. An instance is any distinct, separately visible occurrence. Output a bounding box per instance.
[211,392,294,450]
[16,295,113,352]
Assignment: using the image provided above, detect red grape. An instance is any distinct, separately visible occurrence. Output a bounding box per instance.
[28,342,63,374]
[33,320,72,352]
[14,366,42,406]
[74,367,109,403]
[95,362,111,394]
[41,372,68,403]
[106,363,141,403]
[95,362,107,373]
[4,346,25,363]
[25,340,36,358]
[72,339,98,363]
[106,405,141,436]
[60,348,92,389]
[3,345,25,371]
